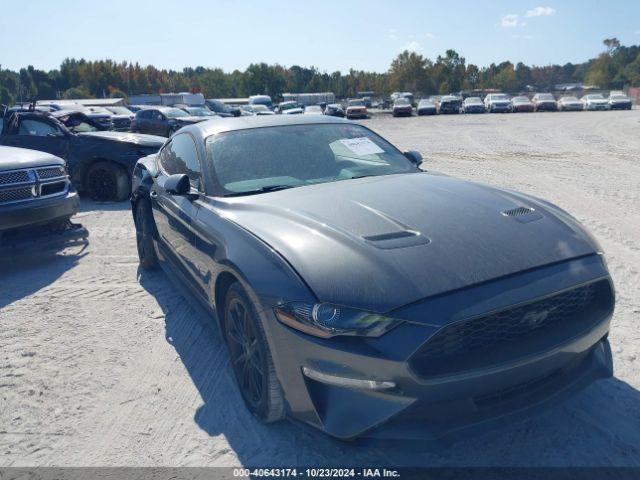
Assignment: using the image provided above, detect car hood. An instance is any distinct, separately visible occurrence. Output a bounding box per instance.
[77,131,165,147]
[0,145,64,170]
[219,173,599,312]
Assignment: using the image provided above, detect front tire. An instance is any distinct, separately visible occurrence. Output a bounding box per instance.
[224,283,285,423]
[135,199,158,270]
[86,161,130,201]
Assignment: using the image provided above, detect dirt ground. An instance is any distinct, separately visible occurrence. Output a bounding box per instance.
[1,110,639,467]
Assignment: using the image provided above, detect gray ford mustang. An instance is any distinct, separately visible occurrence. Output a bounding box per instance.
[131,115,615,442]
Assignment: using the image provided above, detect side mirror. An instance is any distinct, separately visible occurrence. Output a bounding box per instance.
[404,150,423,166]
[164,173,191,195]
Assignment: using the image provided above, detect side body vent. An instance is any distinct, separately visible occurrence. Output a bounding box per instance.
[501,206,543,224]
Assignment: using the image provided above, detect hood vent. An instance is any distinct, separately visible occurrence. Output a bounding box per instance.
[363,230,430,250]
[501,206,543,224]
[503,206,534,217]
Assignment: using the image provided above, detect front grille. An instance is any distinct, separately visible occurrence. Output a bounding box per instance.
[37,166,65,180]
[409,279,613,377]
[0,186,34,203]
[0,170,30,185]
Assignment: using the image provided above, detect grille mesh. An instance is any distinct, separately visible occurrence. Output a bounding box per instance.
[410,280,611,377]
[0,170,30,185]
[0,187,34,203]
[37,166,65,179]
[503,206,534,217]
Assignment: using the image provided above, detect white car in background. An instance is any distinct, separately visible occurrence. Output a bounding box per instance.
[581,94,610,111]
[303,105,323,115]
[558,96,584,111]
[484,93,512,113]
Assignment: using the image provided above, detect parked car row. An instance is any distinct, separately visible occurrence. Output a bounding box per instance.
[393,92,634,116]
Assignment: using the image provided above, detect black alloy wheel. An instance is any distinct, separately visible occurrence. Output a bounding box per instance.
[223,283,285,422]
[135,200,158,270]
[86,161,129,201]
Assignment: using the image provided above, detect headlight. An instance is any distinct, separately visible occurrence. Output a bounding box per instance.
[274,302,401,338]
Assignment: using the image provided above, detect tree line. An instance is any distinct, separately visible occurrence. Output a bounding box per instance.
[1,38,639,105]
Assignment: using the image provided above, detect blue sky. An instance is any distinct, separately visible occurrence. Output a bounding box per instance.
[1,0,638,73]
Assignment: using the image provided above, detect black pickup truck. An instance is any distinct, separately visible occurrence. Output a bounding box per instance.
[0,108,165,201]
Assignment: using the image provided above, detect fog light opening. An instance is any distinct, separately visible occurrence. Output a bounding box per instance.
[302,366,396,391]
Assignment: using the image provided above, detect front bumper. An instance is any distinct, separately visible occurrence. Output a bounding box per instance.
[262,255,614,441]
[346,110,367,119]
[610,102,632,110]
[489,104,511,112]
[393,108,413,116]
[586,103,609,111]
[535,102,558,111]
[0,189,80,234]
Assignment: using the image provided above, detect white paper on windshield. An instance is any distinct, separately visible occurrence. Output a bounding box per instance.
[339,137,385,156]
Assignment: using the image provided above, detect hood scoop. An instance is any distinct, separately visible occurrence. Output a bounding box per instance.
[501,206,543,224]
[363,230,430,249]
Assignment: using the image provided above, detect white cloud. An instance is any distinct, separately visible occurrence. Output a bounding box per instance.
[400,40,422,52]
[526,6,556,17]
[388,29,399,40]
[512,34,534,39]
[500,14,526,27]
[424,32,435,38]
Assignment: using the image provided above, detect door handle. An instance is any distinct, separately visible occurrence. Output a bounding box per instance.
[150,190,158,199]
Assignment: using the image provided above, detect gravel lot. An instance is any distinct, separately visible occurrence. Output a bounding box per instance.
[1,110,639,467]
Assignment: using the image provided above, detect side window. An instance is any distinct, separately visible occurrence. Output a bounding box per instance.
[160,134,202,187]
[18,118,61,137]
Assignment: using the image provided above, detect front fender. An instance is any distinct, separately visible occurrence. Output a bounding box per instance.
[194,197,317,315]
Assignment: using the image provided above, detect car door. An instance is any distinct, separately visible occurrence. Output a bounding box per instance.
[151,133,206,297]
[138,109,154,134]
[0,115,69,159]
[150,111,168,136]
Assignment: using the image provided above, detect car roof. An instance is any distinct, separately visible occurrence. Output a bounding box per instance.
[184,114,352,139]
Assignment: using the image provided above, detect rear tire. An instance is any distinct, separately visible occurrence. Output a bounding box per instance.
[135,199,158,270]
[86,161,130,201]
[223,282,285,423]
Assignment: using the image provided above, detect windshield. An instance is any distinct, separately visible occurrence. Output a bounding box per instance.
[588,95,604,100]
[162,108,189,118]
[513,96,529,102]
[88,107,112,114]
[107,107,133,115]
[208,100,231,113]
[538,94,555,100]
[186,107,215,116]
[492,94,509,101]
[561,97,578,102]
[610,94,627,100]
[418,100,433,106]
[252,105,270,112]
[348,100,365,106]
[465,97,482,104]
[207,124,418,196]
[279,102,298,110]
[249,97,273,107]
[395,99,410,106]
[57,113,100,133]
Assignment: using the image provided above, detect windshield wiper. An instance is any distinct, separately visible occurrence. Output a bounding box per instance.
[224,185,297,197]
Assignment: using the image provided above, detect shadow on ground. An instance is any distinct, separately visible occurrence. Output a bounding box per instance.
[138,267,640,467]
[0,246,87,309]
